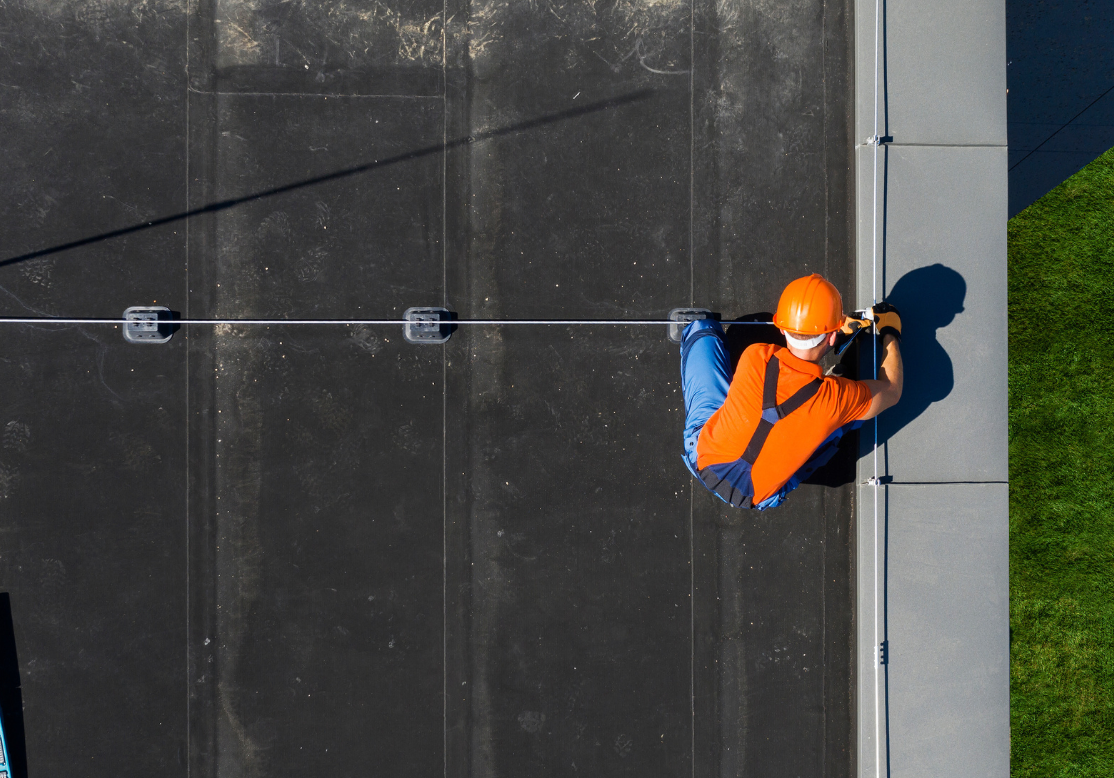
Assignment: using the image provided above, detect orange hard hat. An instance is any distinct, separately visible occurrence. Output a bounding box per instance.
[773,274,844,336]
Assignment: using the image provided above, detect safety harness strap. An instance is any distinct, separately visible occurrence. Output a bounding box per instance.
[776,376,823,418]
[697,467,754,509]
[761,355,780,410]
[693,350,823,509]
[739,354,822,465]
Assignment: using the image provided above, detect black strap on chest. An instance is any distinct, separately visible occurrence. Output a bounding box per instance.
[694,352,824,509]
[739,354,822,464]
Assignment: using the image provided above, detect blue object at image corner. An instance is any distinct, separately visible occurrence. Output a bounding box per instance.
[0,702,10,776]
[679,318,861,510]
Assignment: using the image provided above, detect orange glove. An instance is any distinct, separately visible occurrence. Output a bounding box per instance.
[840,312,870,335]
[870,302,902,342]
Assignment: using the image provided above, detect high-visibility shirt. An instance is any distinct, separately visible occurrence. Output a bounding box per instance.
[696,343,873,502]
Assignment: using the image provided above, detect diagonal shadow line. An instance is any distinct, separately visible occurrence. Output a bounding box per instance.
[1008,80,1114,172]
[0,89,655,269]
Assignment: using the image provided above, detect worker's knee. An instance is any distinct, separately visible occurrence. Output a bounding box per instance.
[681,317,724,344]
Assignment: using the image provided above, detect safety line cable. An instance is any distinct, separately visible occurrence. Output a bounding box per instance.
[0,317,780,326]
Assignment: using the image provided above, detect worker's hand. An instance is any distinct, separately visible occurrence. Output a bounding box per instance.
[839,313,870,335]
[870,302,902,342]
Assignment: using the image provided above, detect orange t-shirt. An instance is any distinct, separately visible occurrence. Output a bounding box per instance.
[696,343,874,503]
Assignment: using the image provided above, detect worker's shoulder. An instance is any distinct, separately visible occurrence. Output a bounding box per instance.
[740,342,779,362]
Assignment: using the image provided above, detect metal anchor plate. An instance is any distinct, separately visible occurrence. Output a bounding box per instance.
[123,306,175,344]
[403,307,453,344]
[667,308,712,343]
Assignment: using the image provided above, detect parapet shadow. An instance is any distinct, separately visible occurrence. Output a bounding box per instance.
[0,90,653,269]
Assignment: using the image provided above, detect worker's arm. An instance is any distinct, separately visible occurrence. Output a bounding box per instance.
[858,333,903,420]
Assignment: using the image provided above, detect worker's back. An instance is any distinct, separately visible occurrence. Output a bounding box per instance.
[697,343,871,503]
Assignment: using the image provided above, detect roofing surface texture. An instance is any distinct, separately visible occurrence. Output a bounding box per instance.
[0,0,885,775]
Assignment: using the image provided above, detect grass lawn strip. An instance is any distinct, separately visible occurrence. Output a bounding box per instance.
[1009,145,1114,776]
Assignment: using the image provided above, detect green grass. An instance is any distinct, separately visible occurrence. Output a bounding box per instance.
[1010,146,1114,775]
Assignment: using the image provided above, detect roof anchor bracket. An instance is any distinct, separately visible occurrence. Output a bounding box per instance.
[667,308,712,343]
[123,306,175,344]
[403,307,453,344]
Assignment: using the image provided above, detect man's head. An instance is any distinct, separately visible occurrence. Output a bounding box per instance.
[773,274,844,363]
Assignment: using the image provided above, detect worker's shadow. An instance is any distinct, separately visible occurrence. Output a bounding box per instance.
[864,263,966,454]
[721,263,966,487]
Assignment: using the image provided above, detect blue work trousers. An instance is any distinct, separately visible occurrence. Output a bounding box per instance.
[680,319,861,510]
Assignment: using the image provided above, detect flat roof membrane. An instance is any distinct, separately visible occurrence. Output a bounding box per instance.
[0,0,856,774]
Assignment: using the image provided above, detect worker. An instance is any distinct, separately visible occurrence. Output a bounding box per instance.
[679,274,903,509]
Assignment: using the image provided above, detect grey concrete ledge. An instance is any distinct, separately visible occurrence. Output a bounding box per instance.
[852,0,1009,775]
[855,0,1007,145]
[855,482,1009,778]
